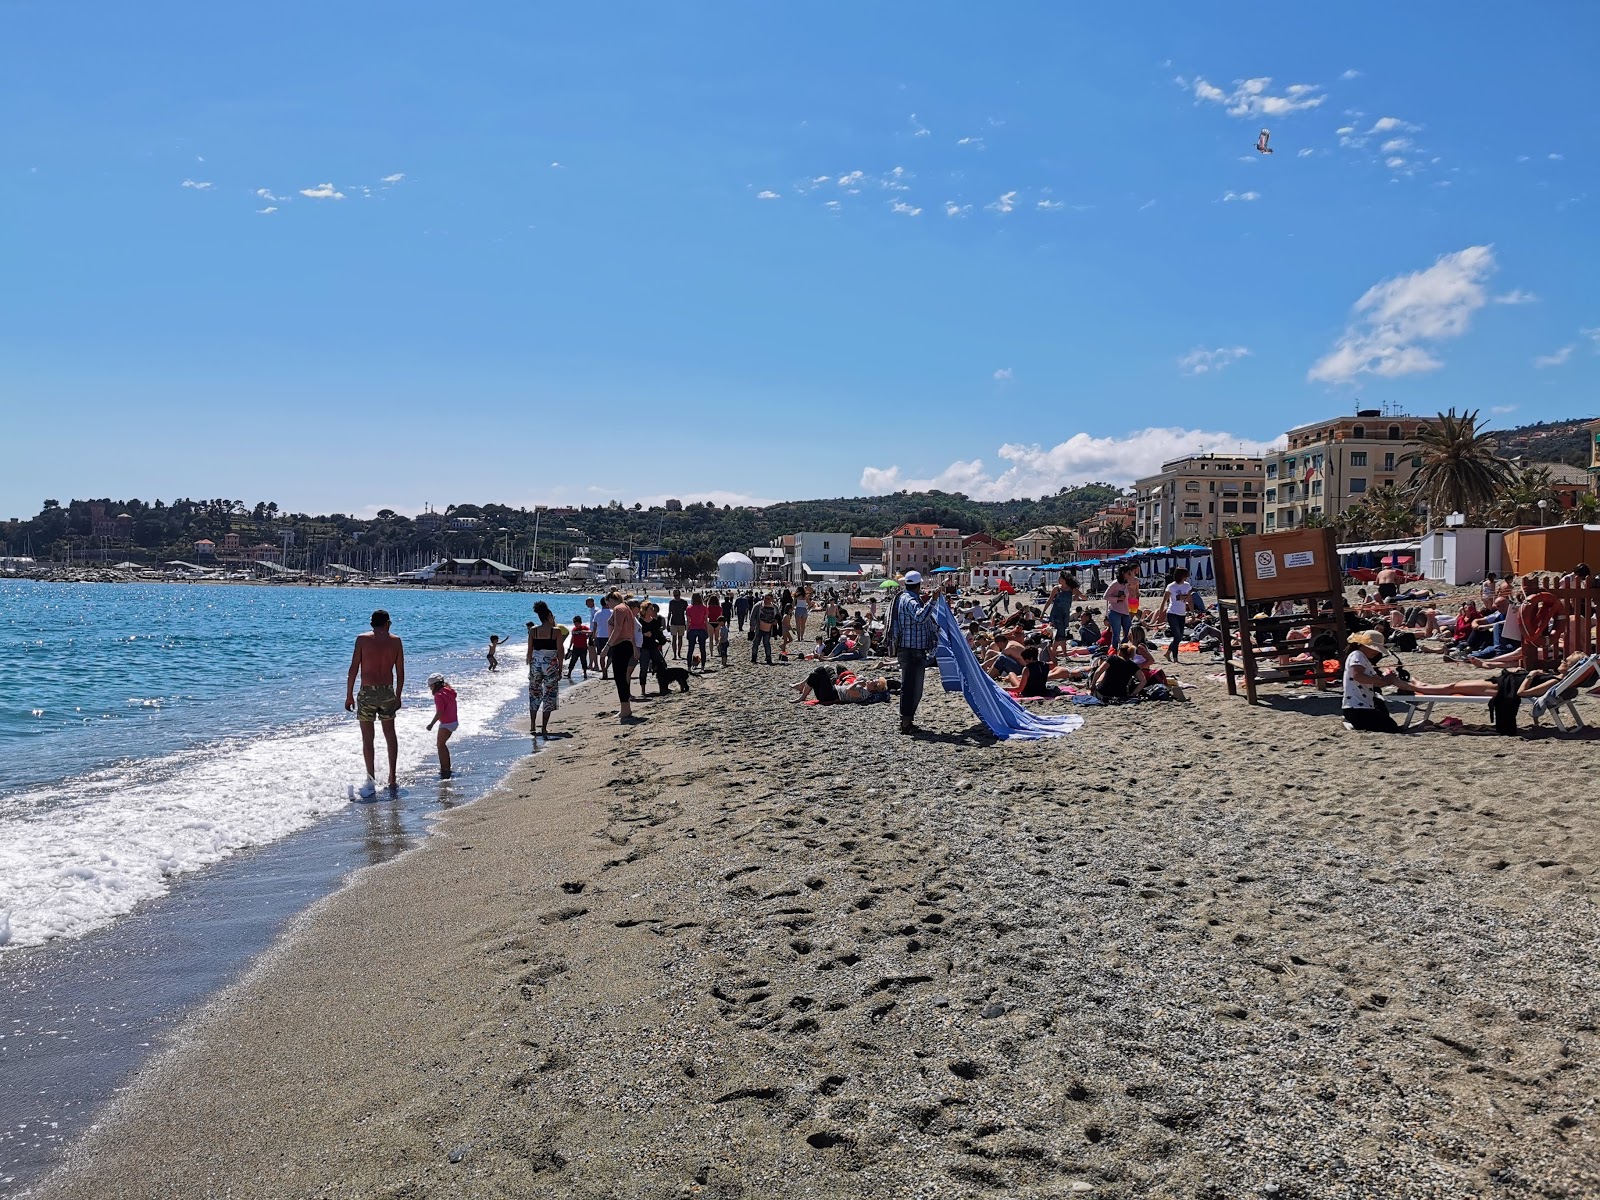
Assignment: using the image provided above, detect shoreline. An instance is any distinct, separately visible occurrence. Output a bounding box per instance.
[26,641,1600,1199]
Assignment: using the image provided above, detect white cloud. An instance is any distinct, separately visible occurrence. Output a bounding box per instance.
[299,182,345,200]
[860,426,1285,497]
[1583,327,1600,349]
[986,190,1017,214]
[957,136,985,150]
[380,172,405,184]
[1178,346,1251,376]
[1036,199,1064,210]
[1308,244,1498,384]
[1187,75,1325,118]
[812,175,831,185]
[550,161,564,168]
[1385,156,1407,169]
[1490,405,1519,416]
[993,368,1013,381]
[823,200,841,212]
[1380,138,1412,153]
[180,179,213,190]
[756,190,780,200]
[1549,153,1564,161]
[1138,198,1156,211]
[1340,68,1362,80]
[837,170,865,188]
[909,113,930,138]
[1221,190,1260,202]
[256,206,278,215]
[944,201,971,218]
[1493,289,1539,305]
[889,201,922,216]
[1369,116,1419,133]
[255,188,285,201]
[1297,147,1314,158]
[882,165,911,191]
[1534,345,1575,369]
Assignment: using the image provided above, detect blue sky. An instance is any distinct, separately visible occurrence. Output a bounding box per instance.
[3,2,1596,518]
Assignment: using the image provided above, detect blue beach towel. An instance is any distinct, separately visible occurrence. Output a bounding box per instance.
[931,603,1084,741]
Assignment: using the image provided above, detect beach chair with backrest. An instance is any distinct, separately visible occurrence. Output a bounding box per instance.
[1528,654,1598,733]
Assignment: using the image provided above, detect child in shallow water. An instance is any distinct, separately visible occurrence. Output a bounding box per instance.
[486,634,509,671]
[425,673,458,778]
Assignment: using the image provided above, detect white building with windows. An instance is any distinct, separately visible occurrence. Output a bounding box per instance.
[791,531,855,582]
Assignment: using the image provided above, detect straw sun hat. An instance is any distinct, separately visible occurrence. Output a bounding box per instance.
[1347,629,1386,651]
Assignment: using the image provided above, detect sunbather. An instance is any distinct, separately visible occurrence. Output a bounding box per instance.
[793,666,896,705]
[1395,654,1596,699]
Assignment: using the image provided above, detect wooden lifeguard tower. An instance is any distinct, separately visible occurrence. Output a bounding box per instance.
[1212,528,1348,705]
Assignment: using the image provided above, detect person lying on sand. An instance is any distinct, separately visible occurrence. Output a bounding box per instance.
[792,666,897,705]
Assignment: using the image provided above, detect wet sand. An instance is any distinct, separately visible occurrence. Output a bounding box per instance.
[31,631,1600,1199]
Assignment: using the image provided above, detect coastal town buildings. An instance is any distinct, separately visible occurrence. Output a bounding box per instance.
[962,531,1014,568]
[849,536,884,572]
[884,522,961,576]
[1075,504,1136,549]
[1265,411,1435,531]
[1133,454,1266,545]
[1012,526,1075,561]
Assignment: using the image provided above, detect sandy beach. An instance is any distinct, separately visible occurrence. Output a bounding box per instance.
[30,627,1599,1199]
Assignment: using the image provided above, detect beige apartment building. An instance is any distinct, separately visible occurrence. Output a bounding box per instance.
[1265,411,1434,531]
[1133,454,1266,545]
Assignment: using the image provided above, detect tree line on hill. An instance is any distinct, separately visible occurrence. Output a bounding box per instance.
[1,484,1125,568]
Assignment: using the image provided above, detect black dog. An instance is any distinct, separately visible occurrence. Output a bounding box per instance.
[657,666,691,694]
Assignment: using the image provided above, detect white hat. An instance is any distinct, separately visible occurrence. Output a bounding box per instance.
[904,570,922,585]
[426,672,446,688]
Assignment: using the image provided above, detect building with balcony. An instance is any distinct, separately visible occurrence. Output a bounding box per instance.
[1264,411,1434,532]
[884,523,961,576]
[1133,454,1265,546]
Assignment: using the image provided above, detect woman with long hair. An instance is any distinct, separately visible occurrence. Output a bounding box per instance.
[525,601,566,737]
[637,600,669,694]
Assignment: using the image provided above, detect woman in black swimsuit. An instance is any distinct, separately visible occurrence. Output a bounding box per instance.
[525,602,565,737]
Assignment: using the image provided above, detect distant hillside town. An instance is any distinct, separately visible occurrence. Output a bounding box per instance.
[4,410,1597,585]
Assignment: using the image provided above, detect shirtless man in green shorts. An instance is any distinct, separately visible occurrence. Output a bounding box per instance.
[345,608,405,792]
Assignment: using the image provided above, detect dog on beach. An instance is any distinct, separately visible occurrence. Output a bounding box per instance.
[658,666,691,694]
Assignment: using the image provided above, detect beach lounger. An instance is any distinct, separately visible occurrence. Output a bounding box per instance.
[1393,694,1489,730]
[1393,653,1598,731]
[1529,653,1597,733]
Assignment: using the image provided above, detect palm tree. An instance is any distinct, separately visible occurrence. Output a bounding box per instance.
[1100,520,1136,549]
[1408,408,1515,520]
[1046,528,1075,560]
[1564,492,1599,526]
[1491,467,1558,527]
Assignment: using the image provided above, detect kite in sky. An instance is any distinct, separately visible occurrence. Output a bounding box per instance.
[1255,128,1273,155]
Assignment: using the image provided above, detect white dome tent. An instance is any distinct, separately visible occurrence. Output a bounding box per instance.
[715,552,755,588]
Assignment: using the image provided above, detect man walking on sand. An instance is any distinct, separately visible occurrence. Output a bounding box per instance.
[750,591,779,664]
[887,571,941,735]
[345,608,405,792]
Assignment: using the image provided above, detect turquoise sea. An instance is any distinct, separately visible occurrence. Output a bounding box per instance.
[0,581,606,951]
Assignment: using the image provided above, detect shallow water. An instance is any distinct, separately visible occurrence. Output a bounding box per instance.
[0,579,613,1192]
[0,581,605,951]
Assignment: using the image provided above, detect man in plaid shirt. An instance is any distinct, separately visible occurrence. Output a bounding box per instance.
[888,571,941,734]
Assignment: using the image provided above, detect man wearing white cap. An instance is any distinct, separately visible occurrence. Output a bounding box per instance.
[887,571,942,734]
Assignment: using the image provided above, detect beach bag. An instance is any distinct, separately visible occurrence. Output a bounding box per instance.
[1392,631,1418,652]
